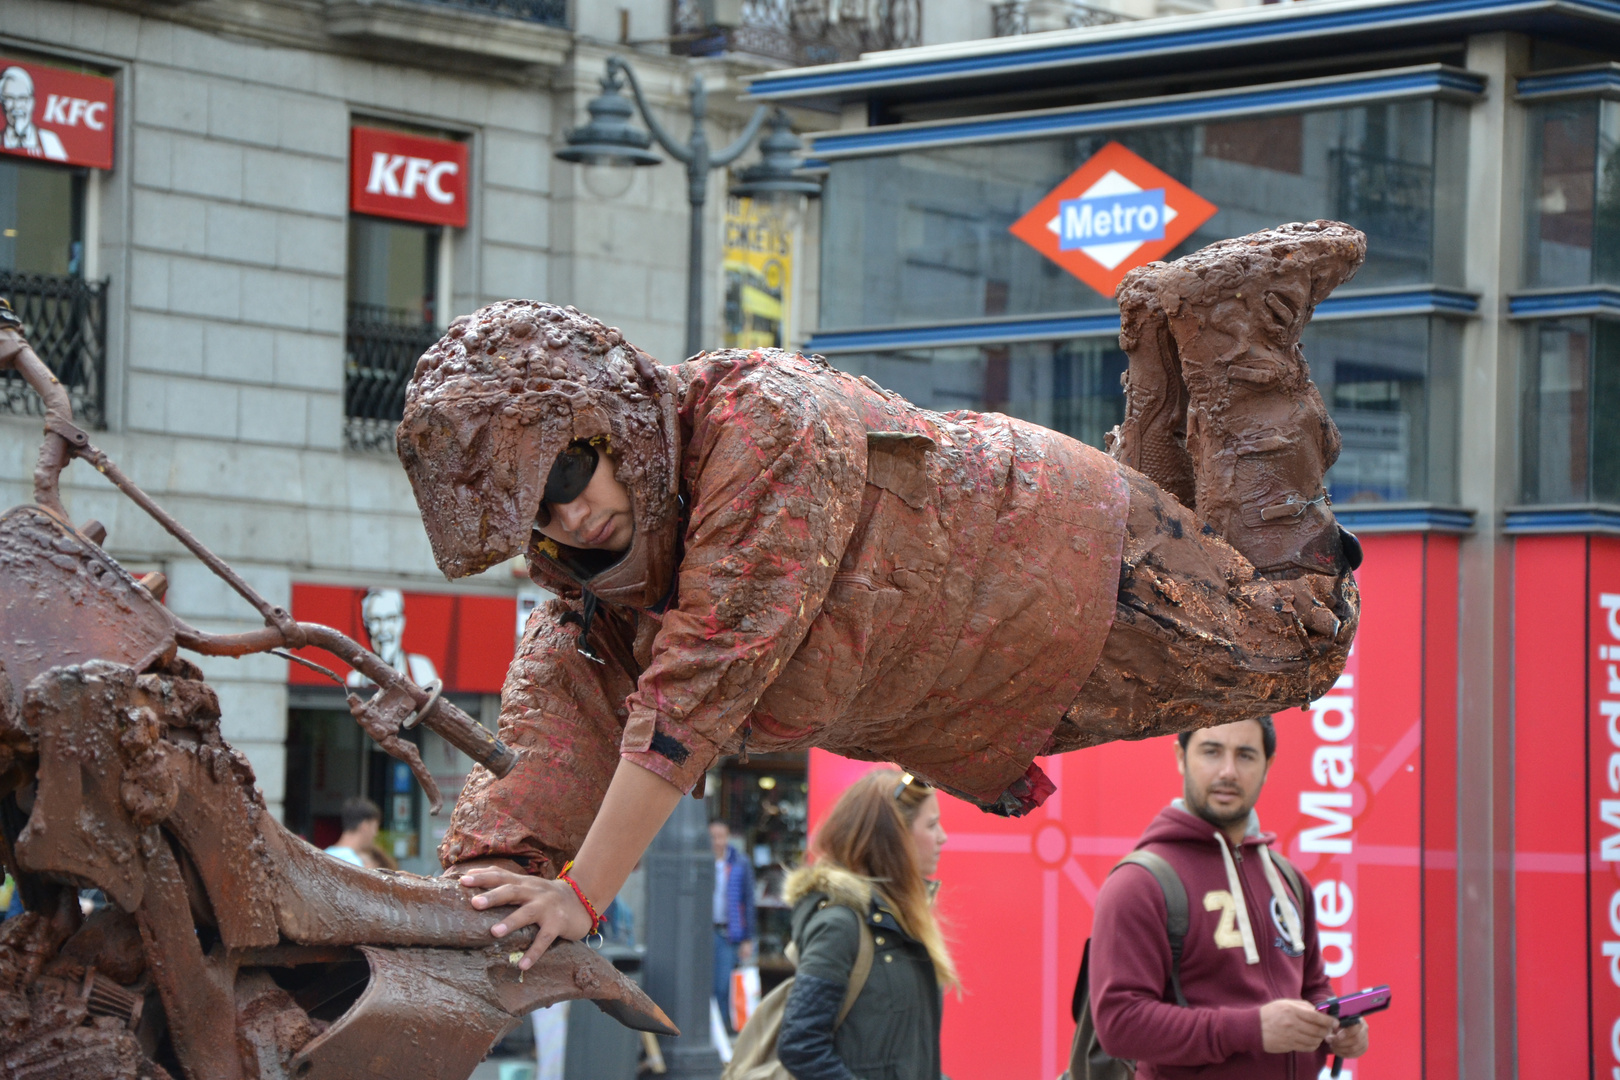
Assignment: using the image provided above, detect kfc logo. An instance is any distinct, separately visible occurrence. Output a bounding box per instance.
[350,126,468,227]
[0,58,115,171]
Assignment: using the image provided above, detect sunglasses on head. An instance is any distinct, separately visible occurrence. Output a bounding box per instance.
[538,441,599,523]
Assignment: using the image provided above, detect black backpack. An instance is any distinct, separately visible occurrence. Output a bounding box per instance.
[1064,849,1305,1080]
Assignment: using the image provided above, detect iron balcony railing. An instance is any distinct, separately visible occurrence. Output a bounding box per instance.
[0,272,108,430]
[991,0,1135,35]
[420,0,566,25]
[344,303,443,452]
[673,0,921,66]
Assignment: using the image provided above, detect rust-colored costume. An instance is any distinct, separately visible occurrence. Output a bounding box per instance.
[439,348,1131,870]
[416,224,1364,877]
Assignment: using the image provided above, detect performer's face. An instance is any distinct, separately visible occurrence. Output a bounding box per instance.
[1176,720,1271,830]
[535,448,634,552]
[908,792,947,879]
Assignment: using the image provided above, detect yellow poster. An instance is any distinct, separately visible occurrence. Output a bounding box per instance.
[722,196,792,349]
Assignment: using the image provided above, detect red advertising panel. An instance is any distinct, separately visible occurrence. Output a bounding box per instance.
[1515,536,1590,1077]
[0,57,115,170]
[1421,536,1459,1080]
[809,535,1440,1079]
[1591,538,1620,1078]
[287,583,515,694]
[349,126,468,228]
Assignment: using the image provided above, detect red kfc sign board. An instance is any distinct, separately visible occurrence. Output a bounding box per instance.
[810,534,1457,1079]
[0,58,115,171]
[286,583,514,694]
[350,126,468,228]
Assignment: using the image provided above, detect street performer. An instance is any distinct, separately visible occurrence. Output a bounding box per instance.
[400,221,1366,969]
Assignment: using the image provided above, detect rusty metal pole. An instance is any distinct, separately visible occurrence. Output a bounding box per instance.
[642,795,722,1079]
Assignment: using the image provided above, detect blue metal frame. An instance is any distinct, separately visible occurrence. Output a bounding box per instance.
[1334,505,1477,533]
[1508,287,1620,317]
[806,66,1484,158]
[1504,505,1620,533]
[1517,63,1620,97]
[804,288,1477,354]
[749,0,1620,100]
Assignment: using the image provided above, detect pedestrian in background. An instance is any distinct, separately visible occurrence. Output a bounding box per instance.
[777,769,952,1080]
[325,797,386,868]
[1087,718,1370,1077]
[712,819,757,1032]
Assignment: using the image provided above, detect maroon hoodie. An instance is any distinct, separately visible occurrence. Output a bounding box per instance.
[1088,804,1331,1079]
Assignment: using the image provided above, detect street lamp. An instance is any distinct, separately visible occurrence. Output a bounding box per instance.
[557,56,821,358]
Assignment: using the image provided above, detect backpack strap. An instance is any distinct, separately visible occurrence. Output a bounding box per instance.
[1115,850,1190,1007]
[1268,849,1307,909]
[834,919,875,1028]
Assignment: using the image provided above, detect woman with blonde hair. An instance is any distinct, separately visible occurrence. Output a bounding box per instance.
[777,769,955,1080]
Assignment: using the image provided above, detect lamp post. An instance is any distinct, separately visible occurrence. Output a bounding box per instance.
[557,56,820,358]
[555,57,819,1080]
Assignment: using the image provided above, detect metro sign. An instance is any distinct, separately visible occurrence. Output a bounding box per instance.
[350,126,468,228]
[1010,141,1217,298]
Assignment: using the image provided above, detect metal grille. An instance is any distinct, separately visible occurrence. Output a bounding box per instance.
[422,0,567,25]
[0,272,108,430]
[991,0,1134,35]
[673,0,921,65]
[344,304,442,453]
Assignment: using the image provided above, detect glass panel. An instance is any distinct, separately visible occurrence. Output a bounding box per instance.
[347,215,439,325]
[828,315,1452,503]
[820,101,1448,330]
[0,157,81,276]
[1526,101,1598,287]
[831,337,1127,449]
[1304,316,1454,504]
[1520,318,1591,503]
[1595,320,1620,503]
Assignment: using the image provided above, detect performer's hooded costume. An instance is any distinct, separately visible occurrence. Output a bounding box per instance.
[398,222,1364,878]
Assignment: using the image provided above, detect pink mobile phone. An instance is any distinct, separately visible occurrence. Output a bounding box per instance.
[1316,985,1392,1024]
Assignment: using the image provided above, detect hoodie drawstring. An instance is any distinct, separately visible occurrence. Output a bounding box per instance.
[1217,833,1261,965]
[1260,845,1307,955]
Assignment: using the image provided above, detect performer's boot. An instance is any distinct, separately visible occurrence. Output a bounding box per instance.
[1143,220,1365,580]
[1107,272,1197,509]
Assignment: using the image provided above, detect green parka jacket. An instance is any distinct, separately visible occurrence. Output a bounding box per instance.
[781,863,943,1080]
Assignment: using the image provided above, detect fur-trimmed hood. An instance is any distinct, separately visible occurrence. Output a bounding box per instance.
[784,862,875,914]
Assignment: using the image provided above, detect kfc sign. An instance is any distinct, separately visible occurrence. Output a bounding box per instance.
[0,58,115,171]
[350,126,468,228]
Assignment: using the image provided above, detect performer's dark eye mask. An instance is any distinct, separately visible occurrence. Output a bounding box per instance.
[536,441,599,526]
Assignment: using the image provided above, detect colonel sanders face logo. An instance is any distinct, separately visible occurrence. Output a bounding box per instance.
[344,588,439,689]
[0,67,67,162]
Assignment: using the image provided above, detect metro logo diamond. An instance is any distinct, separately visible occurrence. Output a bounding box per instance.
[1010,142,1218,298]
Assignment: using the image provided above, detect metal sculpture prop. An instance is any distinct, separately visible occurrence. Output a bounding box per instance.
[0,300,675,1080]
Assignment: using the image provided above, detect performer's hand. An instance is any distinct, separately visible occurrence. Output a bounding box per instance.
[458,867,593,970]
[1259,999,1337,1054]
[1325,1019,1370,1058]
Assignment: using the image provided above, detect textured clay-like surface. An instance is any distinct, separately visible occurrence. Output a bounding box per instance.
[1115,220,1365,576]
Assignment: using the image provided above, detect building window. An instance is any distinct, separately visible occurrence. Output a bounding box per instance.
[1520,317,1620,505]
[0,156,106,427]
[830,315,1457,503]
[819,101,1467,332]
[344,215,443,451]
[1524,99,1620,288]
[1304,316,1460,505]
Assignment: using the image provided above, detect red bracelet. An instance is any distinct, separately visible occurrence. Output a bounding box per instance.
[557,871,604,938]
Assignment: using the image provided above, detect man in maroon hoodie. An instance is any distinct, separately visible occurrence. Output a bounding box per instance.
[1089,718,1370,1078]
